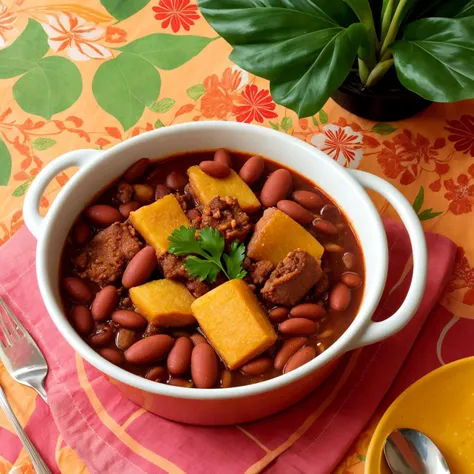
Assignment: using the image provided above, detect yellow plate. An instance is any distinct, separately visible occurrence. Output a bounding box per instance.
[366,357,474,474]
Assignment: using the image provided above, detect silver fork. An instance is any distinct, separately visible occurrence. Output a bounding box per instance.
[0,296,51,473]
[0,296,48,403]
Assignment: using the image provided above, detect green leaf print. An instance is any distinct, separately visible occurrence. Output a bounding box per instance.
[101,0,151,21]
[371,123,397,135]
[281,117,293,131]
[269,121,279,130]
[12,179,33,197]
[187,84,206,101]
[154,119,165,128]
[93,53,162,131]
[319,109,329,124]
[0,19,49,79]
[118,34,217,70]
[13,57,82,120]
[148,98,175,113]
[31,138,56,151]
[0,138,12,186]
[412,186,424,214]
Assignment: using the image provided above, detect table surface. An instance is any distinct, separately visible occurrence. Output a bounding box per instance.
[0,1,473,472]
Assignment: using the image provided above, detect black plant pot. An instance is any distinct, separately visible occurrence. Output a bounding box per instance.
[331,70,431,122]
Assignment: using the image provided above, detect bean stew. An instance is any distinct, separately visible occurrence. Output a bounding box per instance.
[60,150,364,388]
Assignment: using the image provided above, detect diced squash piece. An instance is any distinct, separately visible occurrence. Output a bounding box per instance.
[129,194,189,255]
[191,279,277,370]
[247,208,324,265]
[130,280,196,327]
[188,166,260,213]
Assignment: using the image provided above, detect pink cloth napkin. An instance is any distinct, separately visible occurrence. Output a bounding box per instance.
[1,218,471,474]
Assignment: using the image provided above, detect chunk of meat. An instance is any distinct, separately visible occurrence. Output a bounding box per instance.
[200,196,252,243]
[176,192,194,211]
[244,259,274,286]
[158,253,209,297]
[261,250,323,306]
[76,223,142,285]
[116,182,133,204]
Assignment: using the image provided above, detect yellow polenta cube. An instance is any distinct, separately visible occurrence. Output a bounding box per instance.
[130,280,196,327]
[191,279,277,370]
[129,194,189,255]
[247,208,324,265]
[187,166,260,213]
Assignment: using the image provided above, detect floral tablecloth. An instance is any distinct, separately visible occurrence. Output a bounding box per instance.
[0,1,473,473]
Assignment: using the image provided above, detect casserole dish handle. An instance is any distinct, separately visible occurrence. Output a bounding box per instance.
[347,170,428,349]
[24,149,101,239]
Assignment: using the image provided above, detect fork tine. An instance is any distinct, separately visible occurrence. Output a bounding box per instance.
[0,297,23,338]
[0,310,12,346]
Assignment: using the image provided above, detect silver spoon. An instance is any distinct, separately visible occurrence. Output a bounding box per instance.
[384,429,450,474]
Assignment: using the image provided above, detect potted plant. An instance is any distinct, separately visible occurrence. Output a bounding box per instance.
[197,0,474,122]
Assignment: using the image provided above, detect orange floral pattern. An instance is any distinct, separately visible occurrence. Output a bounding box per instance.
[443,166,474,216]
[446,115,474,157]
[152,0,200,32]
[0,1,16,48]
[233,84,278,123]
[448,247,474,305]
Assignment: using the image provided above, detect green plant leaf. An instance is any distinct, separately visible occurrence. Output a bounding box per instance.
[148,98,175,113]
[418,210,443,221]
[268,121,279,130]
[187,84,206,101]
[433,0,474,18]
[93,53,161,131]
[392,17,474,102]
[12,179,32,196]
[312,116,319,126]
[100,0,150,21]
[13,57,82,120]
[198,0,364,118]
[118,34,216,70]
[0,19,49,79]
[412,186,424,214]
[31,137,56,151]
[319,109,329,124]
[154,119,165,128]
[371,123,397,134]
[0,138,12,186]
[281,116,293,131]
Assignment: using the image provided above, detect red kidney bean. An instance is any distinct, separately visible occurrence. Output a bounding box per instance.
[277,200,313,225]
[166,171,188,190]
[73,220,91,245]
[85,204,122,227]
[274,337,307,371]
[214,148,232,168]
[71,305,93,336]
[260,169,292,207]
[341,272,362,289]
[145,167,162,185]
[122,158,150,183]
[155,183,172,200]
[190,333,207,346]
[325,243,344,253]
[111,310,147,329]
[290,303,326,321]
[240,357,273,376]
[269,306,289,323]
[133,184,154,203]
[191,343,218,388]
[169,378,193,388]
[99,348,124,366]
[239,155,264,186]
[199,160,230,179]
[88,323,113,347]
[119,201,139,218]
[342,252,356,269]
[284,346,317,373]
[321,204,340,222]
[63,277,94,304]
[167,337,193,376]
[329,283,351,311]
[313,218,338,235]
[145,366,167,382]
[91,285,118,321]
[125,334,175,364]
[279,318,318,335]
[116,328,137,350]
[220,370,232,388]
[292,190,323,211]
[122,246,157,289]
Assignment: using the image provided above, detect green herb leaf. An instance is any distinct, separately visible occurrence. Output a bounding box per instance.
[148,98,175,113]
[187,84,206,101]
[168,226,205,257]
[223,241,247,280]
[198,227,225,261]
[184,256,221,282]
[371,123,397,135]
[392,17,474,102]
[319,109,329,124]
[412,186,424,214]
[31,137,56,151]
[199,0,364,118]
[269,121,279,130]
[281,116,293,131]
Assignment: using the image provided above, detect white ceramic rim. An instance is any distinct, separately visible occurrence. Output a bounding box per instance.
[27,121,422,400]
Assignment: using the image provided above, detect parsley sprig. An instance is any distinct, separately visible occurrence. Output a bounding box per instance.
[168,226,247,283]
